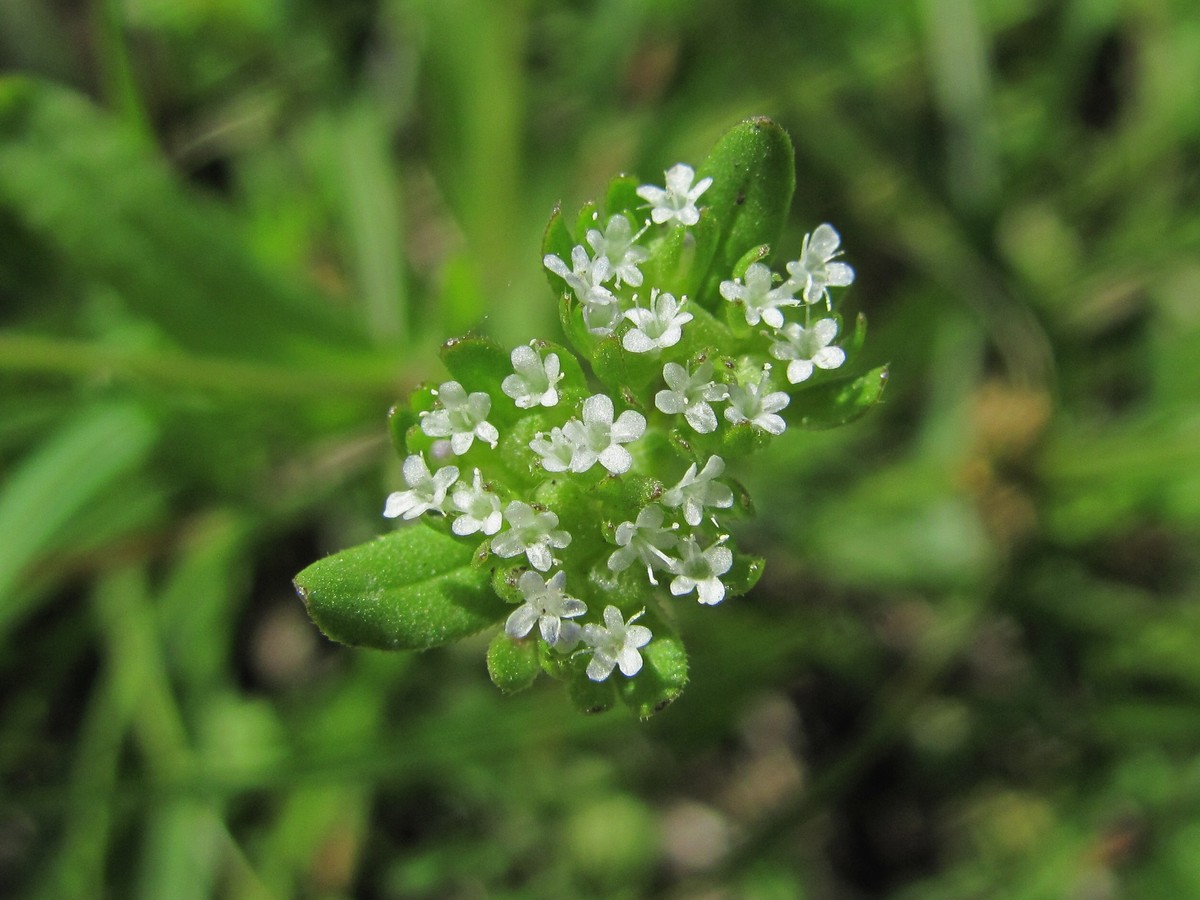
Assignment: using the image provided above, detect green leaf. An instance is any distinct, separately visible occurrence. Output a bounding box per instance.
[294,526,499,651]
[732,244,772,280]
[541,202,576,295]
[591,331,663,396]
[557,291,595,361]
[605,175,642,218]
[568,673,618,715]
[575,201,600,243]
[717,420,772,459]
[486,632,541,693]
[439,334,518,426]
[440,334,510,395]
[693,117,796,305]
[387,403,418,456]
[619,626,689,719]
[673,302,733,360]
[533,338,590,406]
[641,223,691,297]
[724,552,765,597]
[789,365,889,430]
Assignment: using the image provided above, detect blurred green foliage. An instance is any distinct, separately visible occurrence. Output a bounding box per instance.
[2,0,1200,897]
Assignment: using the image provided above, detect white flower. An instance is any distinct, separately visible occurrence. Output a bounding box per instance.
[608,504,680,586]
[586,214,649,288]
[529,426,576,474]
[724,368,790,436]
[785,223,855,307]
[661,455,735,527]
[769,319,846,384]
[530,427,576,475]
[489,501,572,572]
[544,245,621,334]
[502,344,563,409]
[622,289,693,353]
[582,605,653,681]
[669,535,733,606]
[505,570,587,649]
[420,381,499,455]
[561,394,646,475]
[636,163,713,227]
[383,454,459,519]
[718,262,801,328]
[654,362,728,434]
[450,468,503,536]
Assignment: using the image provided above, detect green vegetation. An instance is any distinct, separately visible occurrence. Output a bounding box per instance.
[3,1,1199,897]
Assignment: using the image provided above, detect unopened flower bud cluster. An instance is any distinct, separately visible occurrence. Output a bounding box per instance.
[385,163,855,684]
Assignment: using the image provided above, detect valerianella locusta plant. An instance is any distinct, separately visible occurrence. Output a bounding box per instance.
[294,118,887,718]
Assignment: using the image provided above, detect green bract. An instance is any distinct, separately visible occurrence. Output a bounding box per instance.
[294,118,886,718]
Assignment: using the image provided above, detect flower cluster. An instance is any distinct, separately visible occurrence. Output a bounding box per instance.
[381,152,863,711]
[718,223,853,385]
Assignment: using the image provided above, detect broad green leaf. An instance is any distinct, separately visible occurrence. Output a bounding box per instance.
[486,632,541,693]
[789,365,889,430]
[693,117,796,305]
[294,525,499,650]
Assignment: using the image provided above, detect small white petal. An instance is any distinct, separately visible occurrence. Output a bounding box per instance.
[505,605,539,639]
[598,444,633,475]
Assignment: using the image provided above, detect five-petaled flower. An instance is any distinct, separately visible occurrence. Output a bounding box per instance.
[608,504,680,586]
[654,362,728,434]
[505,571,587,649]
[450,468,503,536]
[502,344,563,409]
[544,245,621,334]
[669,535,734,606]
[661,455,735,527]
[383,454,458,520]
[637,163,713,227]
[582,605,653,681]
[719,262,802,329]
[622,289,693,353]
[586,213,649,288]
[561,394,646,475]
[724,368,790,436]
[490,501,572,571]
[785,223,855,307]
[420,381,499,455]
[769,318,846,384]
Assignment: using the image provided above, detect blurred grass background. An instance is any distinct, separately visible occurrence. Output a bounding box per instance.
[2,0,1200,897]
